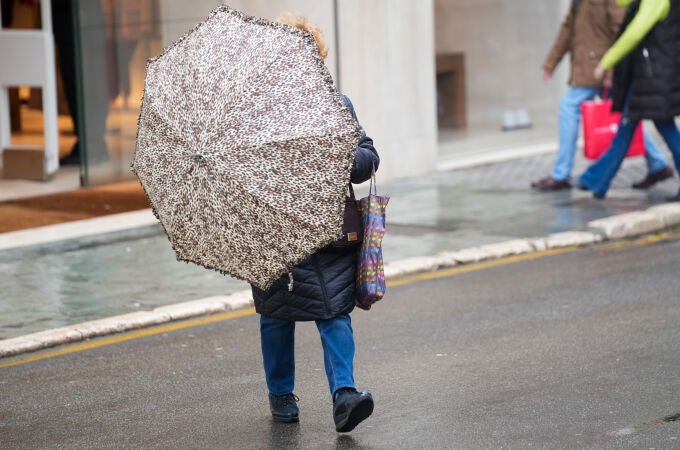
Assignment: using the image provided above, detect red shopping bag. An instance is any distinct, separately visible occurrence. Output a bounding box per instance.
[581,98,645,160]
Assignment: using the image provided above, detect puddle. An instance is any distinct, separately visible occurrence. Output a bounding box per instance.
[0,235,249,339]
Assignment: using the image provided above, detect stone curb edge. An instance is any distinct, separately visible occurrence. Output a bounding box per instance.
[2,203,679,359]
[0,210,159,252]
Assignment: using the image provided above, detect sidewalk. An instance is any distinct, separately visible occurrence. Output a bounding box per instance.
[2,151,680,357]
[0,180,148,233]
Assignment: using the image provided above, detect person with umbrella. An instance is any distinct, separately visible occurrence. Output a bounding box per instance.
[133,6,379,433]
[248,13,380,433]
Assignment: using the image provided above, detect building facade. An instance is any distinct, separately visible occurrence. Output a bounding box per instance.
[1,0,570,187]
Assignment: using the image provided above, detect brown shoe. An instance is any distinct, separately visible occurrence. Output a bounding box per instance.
[632,167,673,189]
[531,176,572,191]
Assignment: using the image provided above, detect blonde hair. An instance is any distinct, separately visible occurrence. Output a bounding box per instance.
[276,12,328,59]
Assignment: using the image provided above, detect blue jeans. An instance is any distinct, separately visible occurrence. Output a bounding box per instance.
[579,118,680,198]
[551,86,668,181]
[260,314,355,397]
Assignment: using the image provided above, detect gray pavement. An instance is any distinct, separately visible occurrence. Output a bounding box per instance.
[1,151,679,342]
[1,235,679,448]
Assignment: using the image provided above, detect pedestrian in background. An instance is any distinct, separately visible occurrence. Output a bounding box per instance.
[578,0,680,199]
[532,0,672,191]
[250,13,379,433]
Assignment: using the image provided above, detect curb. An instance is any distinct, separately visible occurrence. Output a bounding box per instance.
[0,291,254,358]
[436,140,556,172]
[2,202,680,359]
[0,210,159,253]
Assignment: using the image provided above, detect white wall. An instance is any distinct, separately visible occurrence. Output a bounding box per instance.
[337,0,438,181]
[434,0,571,130]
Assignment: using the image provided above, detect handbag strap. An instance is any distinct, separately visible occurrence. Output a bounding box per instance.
[600,87,610,100]
[347,183,356,199]
[368,164,377,196]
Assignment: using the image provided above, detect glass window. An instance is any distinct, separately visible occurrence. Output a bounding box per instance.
[74,0,162,185]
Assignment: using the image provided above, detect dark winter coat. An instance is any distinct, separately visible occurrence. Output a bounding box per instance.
[251,95,380,321]
[612,0,680,120]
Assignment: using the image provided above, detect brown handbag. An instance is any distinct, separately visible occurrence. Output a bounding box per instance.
[329,184,363,250]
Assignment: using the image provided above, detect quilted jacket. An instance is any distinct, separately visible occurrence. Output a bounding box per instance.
[251,95,380,321]
[611,0,680,121]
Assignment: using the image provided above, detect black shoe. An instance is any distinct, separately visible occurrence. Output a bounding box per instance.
[632,167,673,189]
[531,176,572,191]
[268,393,299,423]
[333,388,373,433]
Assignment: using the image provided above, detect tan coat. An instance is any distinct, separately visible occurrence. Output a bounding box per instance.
[543,0,626,87]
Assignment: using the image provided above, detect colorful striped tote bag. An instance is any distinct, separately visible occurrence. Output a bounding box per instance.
[355,168,389,310]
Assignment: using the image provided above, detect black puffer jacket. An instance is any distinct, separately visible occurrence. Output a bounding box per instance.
[251,95,380,321]
[612,0,680,120]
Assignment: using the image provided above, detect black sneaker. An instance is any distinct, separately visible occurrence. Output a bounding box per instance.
[268,393,299,423]
[333,388,374,433]
[632,167,674,189]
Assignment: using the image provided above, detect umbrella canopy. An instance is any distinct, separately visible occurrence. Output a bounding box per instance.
[132,6,361,289]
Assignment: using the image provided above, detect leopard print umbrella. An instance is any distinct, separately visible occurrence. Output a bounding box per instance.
[132,5,361,290]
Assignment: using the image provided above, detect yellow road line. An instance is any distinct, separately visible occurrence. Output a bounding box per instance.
[2,229,678,369]
[387,246,579,287]
[388,230,680,288]
[593,230,677,250]
[0,308,255,369]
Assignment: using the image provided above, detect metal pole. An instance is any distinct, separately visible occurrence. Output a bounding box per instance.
[333,0,341,90]
[71,0,87,185]
[41,0,52,33]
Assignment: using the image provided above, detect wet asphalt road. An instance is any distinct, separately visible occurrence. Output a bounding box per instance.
[1,236,680,449]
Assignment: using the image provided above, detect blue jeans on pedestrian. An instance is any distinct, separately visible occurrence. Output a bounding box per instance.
[579,117,680,198]
[260,314,355,397]
[551,86,668,181]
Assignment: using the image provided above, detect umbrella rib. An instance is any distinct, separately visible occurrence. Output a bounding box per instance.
[221,128,359,194]
[219,47,289,131]
[140,101,193,156]
[158,34,291,153]
[238,129,360,153]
